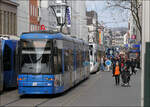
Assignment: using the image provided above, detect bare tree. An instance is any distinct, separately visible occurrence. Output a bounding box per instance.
[106,0,142,42]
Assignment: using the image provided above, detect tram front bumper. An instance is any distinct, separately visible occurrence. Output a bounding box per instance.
[18,86,54,94]
[18,81,54,94]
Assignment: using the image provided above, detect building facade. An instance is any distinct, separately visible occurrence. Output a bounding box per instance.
[38,0,57,31]
[16,0,29,36]
[103,28,112,47]
[86,10,98,43]
[0,0,18,37]
[29,0,40,31]
[68,0,88,42]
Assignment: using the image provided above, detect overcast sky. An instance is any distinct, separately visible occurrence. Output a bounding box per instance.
[86,1,130,28]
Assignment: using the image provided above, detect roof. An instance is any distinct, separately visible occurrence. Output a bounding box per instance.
[20,32,89,45]
[0,0,19,6]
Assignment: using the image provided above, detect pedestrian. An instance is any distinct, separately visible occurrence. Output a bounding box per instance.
[124,58,131,71]
[120,59,125,83]
[131,58,136,75]
[122,65,131,86]
[136,56,140,69]
[113,61,120,86]
[112,57,117,75]
[100,57,105,71]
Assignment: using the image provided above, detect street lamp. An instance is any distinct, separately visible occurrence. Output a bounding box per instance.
[48,3,68,32]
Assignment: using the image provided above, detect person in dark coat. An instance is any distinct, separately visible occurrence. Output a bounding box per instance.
[131,58,136,75]
[124,58,131,71]
[122,64,131,86]
[112,57,117,76]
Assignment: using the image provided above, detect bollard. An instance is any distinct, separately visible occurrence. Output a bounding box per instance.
[144,42,150,107]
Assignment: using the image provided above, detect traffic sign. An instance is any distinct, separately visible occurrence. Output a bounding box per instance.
[105,60,112,66]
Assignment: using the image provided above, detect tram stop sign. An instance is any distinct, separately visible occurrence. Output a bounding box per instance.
[105,60,112,67]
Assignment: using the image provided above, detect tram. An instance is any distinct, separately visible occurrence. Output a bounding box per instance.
[89,43,102,73]
[0,39,3,93]
[17,31,90,95]
[0,37,18,93]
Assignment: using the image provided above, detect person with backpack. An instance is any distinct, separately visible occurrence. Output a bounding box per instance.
[122,64,131,86]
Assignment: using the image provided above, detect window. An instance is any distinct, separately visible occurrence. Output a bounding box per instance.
[33,5,34,16]
[20,40,52,74]
[38,8,39,16]
[76,50,80,69]
[68,49,73,71]
[64,50,69,72]
[35,6,36,17]
[57,49,62,73]
[53,48,62,74]
[3,44,11,71]
[30,4,32,16]
[34,25,35,31]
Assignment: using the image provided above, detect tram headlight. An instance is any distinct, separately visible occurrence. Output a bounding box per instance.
[45,78,54,81]
[17,77,26,81]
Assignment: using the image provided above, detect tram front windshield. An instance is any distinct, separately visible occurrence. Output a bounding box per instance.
[20,39,52,74]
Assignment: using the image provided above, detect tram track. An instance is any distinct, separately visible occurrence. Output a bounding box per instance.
[62,72,101,106]
[0,98,21,107]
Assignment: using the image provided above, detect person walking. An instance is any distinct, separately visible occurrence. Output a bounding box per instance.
[124,57,131,71]
[122,65,131,86]
[100,57,105,71]
[112,57,117,75]
[131,58,136,75]
[120,59,125,84]
[113,61,120,86]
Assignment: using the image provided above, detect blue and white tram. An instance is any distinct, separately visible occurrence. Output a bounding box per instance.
[0,38,18,93]
[18,31,90,94]
[0,39,3,93]
[89,43,99,73]
[89,43,103,73]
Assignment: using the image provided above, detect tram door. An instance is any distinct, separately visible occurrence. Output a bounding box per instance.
[3,40,17,88]
[0,40,3,92]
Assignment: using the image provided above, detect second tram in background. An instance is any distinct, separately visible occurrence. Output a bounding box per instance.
[89,43,104,74]
[0,37,18,93]
[17,31,90,95]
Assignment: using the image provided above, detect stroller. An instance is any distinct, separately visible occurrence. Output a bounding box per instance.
[121,65,131,87]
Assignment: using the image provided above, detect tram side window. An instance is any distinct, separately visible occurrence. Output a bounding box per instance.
[80,51,82,68]
[57,49,62,73]
[76,51,80,69]
[54,54,57,73]
[3,44,11,71]
[64,50,69,72]
[69,50,73,71]
[54,48,62,74]
[81,51,84,68]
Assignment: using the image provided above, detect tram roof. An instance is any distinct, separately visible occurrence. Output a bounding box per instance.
[21,31,88,45]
